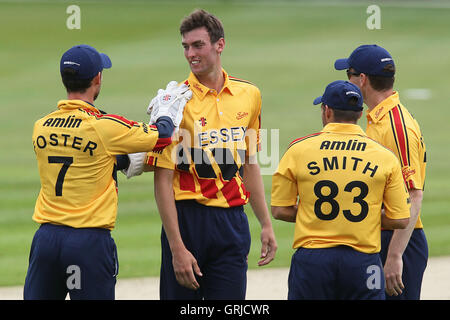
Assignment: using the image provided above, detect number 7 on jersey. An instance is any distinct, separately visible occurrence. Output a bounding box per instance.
[48,156,73,196]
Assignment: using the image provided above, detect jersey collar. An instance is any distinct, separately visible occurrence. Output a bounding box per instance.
[321,122,367,137]
[186,68,234,100]
[367,91,400,123]
[57,99,101,114]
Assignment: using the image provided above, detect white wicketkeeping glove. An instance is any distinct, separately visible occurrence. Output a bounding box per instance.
[121,152,147,179]
[146,81,192,128]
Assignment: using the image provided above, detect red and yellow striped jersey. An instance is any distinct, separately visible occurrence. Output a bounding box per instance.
[147,69,262,208]
[271,123,411,254]
[32,100,168,230]
[366,92,426,228]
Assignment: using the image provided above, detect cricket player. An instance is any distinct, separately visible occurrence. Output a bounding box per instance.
[137,9,277,299]
[24,44,191,299]
[271,80,410,300]
[335,44,428,299]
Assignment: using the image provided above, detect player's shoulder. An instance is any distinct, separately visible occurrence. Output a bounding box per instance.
[393,103,423,131]
[34,113,49,126]
[79,108,139,129]
[383,101,416,126]
[33,109,63,129]
[287,132,323,150]
[228,75,257,87]
[364,134,400,160]
[228,75,261,94]
[384,103,423,143]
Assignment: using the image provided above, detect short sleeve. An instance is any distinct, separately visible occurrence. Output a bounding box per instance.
[93,114,160,155]
[271,150,298,207]
[401,129,424,190]
[383,159,411,220]
[246,88,262,157]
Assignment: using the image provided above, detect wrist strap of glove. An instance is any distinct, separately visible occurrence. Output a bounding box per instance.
[116,155,130,170]
[154,116,175,138]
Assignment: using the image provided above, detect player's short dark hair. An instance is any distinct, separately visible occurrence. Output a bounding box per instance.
[367,64,395,91]
[330,96,362,123]
[61,67,94,93]
[332,109,362,122]
[180,9,224,43]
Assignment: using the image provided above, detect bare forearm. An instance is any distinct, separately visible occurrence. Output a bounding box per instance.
[387,189,423,258]
[243,163,272,227]
[243,162,277,265]
[271,206,297,223]
[143,163,155,172]
[154,168,202,289]
[381,214,409,230]
[154,168,185,251]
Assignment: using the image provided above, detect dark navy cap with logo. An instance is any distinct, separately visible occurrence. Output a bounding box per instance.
[334,44,395,77]
[313,80,363,111]
[60,44,112,79]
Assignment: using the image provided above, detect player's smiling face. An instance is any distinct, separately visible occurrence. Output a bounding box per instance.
[182,27,223,76]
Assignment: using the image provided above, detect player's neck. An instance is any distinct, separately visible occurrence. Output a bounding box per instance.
[67,89,96,105]
[365,89,394,112]
[195,66,224,93]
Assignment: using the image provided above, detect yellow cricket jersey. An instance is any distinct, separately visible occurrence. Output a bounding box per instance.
[271,123,411,254]
[366,92,426,229]
[32,100,169,230]
[147,69,262,208]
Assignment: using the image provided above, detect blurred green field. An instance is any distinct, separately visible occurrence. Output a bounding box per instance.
[1,0,450,287]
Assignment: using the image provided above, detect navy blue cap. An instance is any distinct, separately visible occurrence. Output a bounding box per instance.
[334,44,395,77]
[60,44,112,79]
[313,80,363,111]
